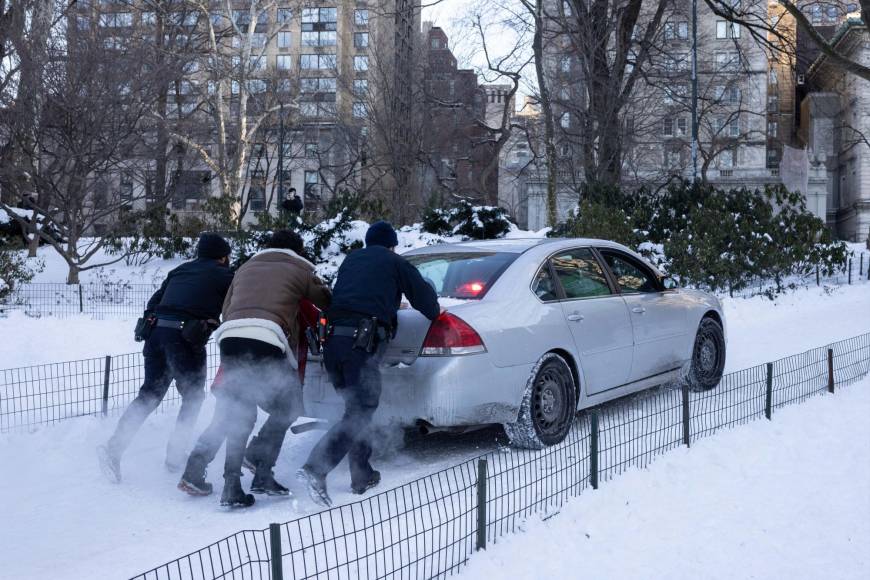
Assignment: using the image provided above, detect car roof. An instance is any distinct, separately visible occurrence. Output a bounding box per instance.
[403,237,629,255]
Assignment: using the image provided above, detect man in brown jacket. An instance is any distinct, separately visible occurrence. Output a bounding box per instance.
[178,230,331,508]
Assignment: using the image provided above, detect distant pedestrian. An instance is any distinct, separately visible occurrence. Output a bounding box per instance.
[280,188,304,216]
[298,221,440,507]
[97,233,233,483]
[178,230,331,508]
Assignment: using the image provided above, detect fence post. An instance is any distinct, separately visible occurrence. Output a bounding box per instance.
[681,382,691,447]
[816,266,820,286]
[590,410,599,490]
[269,523,283,580]
[848,259,852,284]
[476,459,488,551]
[78,284,84,313]
[827,348,834,394]
[861,254,864,277]
[765,362,773,420]
[102,355,112,416]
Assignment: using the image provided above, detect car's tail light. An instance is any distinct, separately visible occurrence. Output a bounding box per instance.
[420,312,486,356]
[454,281,485,298]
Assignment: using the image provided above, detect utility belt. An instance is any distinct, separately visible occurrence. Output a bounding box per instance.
[307,314,391,355]
[135,314,218,349]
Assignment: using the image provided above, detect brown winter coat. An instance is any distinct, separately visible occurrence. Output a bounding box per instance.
[221,249,331,349]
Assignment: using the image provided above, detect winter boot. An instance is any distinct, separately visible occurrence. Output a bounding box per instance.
[351,470,381,495]
[297,466,332,508]
[251,468,290,496]
[178,461,213,496]
[220,476,255,508]
[96,444,122,484]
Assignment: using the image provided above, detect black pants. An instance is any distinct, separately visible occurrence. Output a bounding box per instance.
[187,337,300,479]
[109,326,206,459]
[304,335,381,487]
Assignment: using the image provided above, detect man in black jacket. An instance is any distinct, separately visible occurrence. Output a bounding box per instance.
[298,221,440,507]
[97,233,234,483]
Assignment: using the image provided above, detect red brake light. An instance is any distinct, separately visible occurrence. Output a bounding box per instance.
[421,312,486,356]
[454,281,485,298]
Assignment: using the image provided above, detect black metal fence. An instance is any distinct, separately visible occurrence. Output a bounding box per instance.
[1,251,868,319]
[121,331,870,580]
[0,342,221,432]
[0,282,158,318]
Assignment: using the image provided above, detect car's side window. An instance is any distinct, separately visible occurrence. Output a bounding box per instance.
[551,248,611,299]
[601,251,659,294]
[532,266,559,301]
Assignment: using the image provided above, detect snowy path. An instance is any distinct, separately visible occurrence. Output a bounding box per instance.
[460,376,870,580]
[0,285,867,578]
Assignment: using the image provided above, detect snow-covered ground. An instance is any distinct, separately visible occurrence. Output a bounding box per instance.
[461,377,870,580]
[0,283,866,578]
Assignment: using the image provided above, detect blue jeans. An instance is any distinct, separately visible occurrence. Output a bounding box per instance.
[108,327,206,458]
[304,335,382,486]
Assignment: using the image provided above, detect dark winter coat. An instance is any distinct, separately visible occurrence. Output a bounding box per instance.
[146,258,234,321]
[327,245,440,327]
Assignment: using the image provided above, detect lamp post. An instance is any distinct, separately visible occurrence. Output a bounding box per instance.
[691,0,699,182]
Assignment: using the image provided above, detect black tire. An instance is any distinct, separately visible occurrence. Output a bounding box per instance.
[686,317,726,392]
[504,353,577,449]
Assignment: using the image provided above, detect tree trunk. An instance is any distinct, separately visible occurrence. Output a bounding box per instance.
[531,0,559,227]
[27,224,38,257]
[66,264,80,285]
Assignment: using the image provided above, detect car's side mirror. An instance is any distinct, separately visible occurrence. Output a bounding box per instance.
[661,276,678,290]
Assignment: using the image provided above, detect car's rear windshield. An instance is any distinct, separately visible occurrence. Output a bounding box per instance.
[406,252,517,299]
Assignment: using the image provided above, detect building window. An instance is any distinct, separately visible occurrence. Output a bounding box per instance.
[249,171,266,211]
[140,11,155,25]
[119,174,134,207]
[718,150,734,168]
[354,9,369,26]
[431,37,441,49]
[277,8,292,23]
[664,20,688,40]
[299,102,337,117]
[767,120,778,136]
[353,102,367,118]
[677,117,688,136]
[716,20,740,39]
[560,56,571,72]
[663,117,674,137]
[247,79,267,94]
[251,32,267,47]
[275,55,292,70]
[249,56,265,71]
[354,79,368,97]
[277,78,292,92]
[301,54,337,70]
[715,51,739,71]
[300,77,336,94]
[76,15,89,29]
[767,148,778,167]
[354,32,369,48]
[302,7,337,46]
[304,170,320,199]
[277,31,292,48]
[305,143,318,158]
[354,55,369,71]
[99,12,132,27]
[560,112,571,129]
[233,10,250,27]
[767,94,778,113]
[769,69,778,85]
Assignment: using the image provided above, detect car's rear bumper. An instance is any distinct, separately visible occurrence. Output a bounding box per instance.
[303,354,531,428]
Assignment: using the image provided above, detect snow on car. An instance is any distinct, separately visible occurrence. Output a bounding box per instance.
[304,238,726,448]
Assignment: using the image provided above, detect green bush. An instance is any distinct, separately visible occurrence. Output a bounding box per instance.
[0,251,42,301]
[559,181,848,296]
[421,200,512,239]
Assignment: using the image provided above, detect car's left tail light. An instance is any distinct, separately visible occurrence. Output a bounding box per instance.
[420,312,486,356]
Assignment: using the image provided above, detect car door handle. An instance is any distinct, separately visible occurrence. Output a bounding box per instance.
[567,313,584,322]
[632,307,646,314]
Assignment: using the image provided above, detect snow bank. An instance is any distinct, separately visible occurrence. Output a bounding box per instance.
[461,378,870,580]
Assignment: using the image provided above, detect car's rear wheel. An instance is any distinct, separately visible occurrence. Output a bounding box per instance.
[686,317,726,392]
[505,353,577,449]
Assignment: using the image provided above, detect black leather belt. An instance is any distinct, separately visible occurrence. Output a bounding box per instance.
[330,325,358,338]
[155,319,185,329]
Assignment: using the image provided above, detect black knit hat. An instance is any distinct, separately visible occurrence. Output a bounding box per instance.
[365,221,399,248]
[196,233,231,259]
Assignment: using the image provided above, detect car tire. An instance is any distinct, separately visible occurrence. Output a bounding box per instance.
[685,317,726,392]
[504,353,577,449]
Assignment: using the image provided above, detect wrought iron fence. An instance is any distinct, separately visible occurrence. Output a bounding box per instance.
[118,331,869,580]
[0,342,220,432]
[0,282,158,318]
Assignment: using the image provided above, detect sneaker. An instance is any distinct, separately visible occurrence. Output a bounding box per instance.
[296,466,332,508]
[220,477,255,508]
[251,470,290,496]
[351,470,381,495]
[178,468,213,496]
[97,445,121,484]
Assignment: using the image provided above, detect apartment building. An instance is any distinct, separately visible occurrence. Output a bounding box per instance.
[70,0,421,228]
